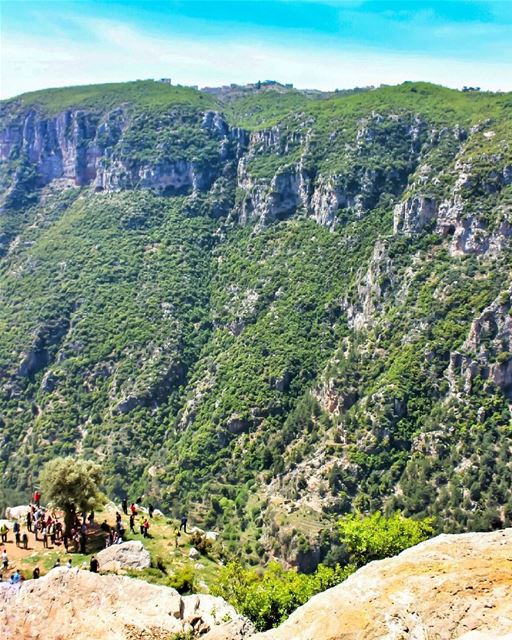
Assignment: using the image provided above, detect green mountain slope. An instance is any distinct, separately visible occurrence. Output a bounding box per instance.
[1,80,511,567]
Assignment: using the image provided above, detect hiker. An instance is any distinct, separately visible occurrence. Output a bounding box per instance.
[50,523,57,546]
[173,527,181,549]
[53,558,61,568]
[179,515,188,533]
[0,523,8,543]
[90,556,99,573]
[42,527,49,549]
[148,503,154,518]
[129,513,135,534]
[32,566,40,579]
[56,521,62,540]
[14,529,21,547]
[2,549,8,571]
[26,511,32,532]
[100,519,110,533]
[33,490,41,507]
[21,532,28,549]
[139,517,145,536]
[87,511,95,525]
[121,498,128,515]
[115,512,122,526]
[66,558,72,569]
[142,518,149,538]
[130,503,137,516]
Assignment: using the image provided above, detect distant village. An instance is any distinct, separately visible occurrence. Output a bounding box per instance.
[154,77,374,100]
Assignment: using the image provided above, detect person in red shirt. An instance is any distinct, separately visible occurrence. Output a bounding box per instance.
[33,491,41,507]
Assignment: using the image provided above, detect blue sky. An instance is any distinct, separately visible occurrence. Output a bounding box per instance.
[1,1,511,98]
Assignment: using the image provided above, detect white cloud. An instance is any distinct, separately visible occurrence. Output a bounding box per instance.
[1,17,511,98]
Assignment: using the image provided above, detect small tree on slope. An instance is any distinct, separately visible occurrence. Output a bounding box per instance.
[40,457,103,536]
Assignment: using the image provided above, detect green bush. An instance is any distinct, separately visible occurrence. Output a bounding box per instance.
[211,561,354,631]
[338,511,435,567]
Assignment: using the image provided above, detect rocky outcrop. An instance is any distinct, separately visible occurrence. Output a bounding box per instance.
[96,540,151,571]
[448,287,512,397]
[253,528,512,640]
[4,505,30,520]
[0,106,244,200]
[394,140,512,256]
[393,195,437,234]
[0,567,254,639]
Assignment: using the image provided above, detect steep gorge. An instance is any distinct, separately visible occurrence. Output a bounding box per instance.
[1,80,511,567]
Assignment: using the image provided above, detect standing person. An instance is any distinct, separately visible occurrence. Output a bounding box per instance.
[42,527,48,549]
[129,513,135,534]
[32,566,40,579]
[33,490,41,507]
[66,558,72,569]
[130,503,137,517]
[148,503,154,519]
[13,521,20,546]
[179,515,188,533]
[90,556,99,573]
[121,498,128,515]
[139,517,145,536]
[2,549,8,571]
[21,532,28,550]
[0,523,8,543]
[142,518,149,538]
[26,511,32,532]
[173,527,181,549]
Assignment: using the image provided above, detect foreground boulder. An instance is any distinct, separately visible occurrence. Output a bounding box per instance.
[254,528,512,640]
[96,540,151,571]
[0,567,254,639]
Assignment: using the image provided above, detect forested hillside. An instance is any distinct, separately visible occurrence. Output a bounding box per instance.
[1,80,511,567]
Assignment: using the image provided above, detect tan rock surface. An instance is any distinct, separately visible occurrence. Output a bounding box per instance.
[96,539,151,571]
[253,529,512,640]
[0,567,254,640]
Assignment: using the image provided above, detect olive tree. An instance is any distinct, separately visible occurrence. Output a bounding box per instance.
[40,457,103,535]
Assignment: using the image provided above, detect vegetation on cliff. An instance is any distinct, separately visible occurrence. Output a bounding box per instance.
[1,80,511,570]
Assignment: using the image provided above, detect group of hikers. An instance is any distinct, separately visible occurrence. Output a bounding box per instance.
[1,491,191,584]
[1,549,100,585]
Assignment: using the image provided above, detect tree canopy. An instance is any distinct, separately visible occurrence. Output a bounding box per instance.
[40,457,103,530]
[338,511,435,567]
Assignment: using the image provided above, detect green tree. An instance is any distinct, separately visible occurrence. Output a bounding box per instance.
[211,560,354,631]
[40,457,103,535]
[338,511,435,567]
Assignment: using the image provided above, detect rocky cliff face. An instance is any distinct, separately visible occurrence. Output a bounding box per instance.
[0,567,254,640]
[0,106,245,202]
[253,528,512,640]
